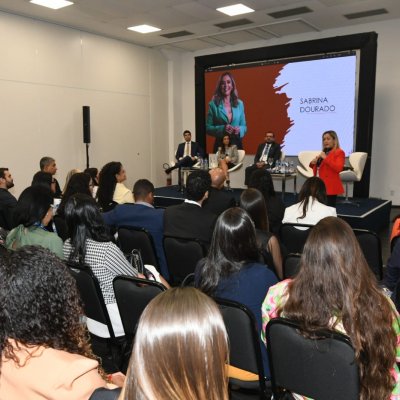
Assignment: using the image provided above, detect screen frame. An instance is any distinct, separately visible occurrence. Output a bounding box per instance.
[195,32,377,197]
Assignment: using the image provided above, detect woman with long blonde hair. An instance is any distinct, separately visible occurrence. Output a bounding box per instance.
[262,217,400,399]
[122,287,229,400]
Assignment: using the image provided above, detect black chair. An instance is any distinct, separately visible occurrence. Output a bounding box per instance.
[266,318,359,400]
[283,253,301,279]
[163,235,207,285]
[353,228,383,280]
[113,275,166,340]
[279,223,314,254]
[113,275,166,372]
[66,262,125,372]
[118,226,159,270]
[215,298,270,400]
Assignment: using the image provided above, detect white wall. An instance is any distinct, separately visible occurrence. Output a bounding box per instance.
[171,18,400,204]
[0,11,169,197]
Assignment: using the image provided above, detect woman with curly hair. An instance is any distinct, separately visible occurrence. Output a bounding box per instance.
[97,162,133,212]
[0,246,121,399]
[123,287,229,400]
[262,217,400,400]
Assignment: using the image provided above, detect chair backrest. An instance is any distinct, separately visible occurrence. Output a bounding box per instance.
[113,275,166,338]
[283,253,301,279]
[279,223,314,254]
[297,151,320,177]
[237,149,246,164]
[66,261,115,339]
[215,298,267,396]
[163,236,206,284]
[348,152,367,181]
[118,226,159,270]
[352,228,383,280]
[266,318,359,400]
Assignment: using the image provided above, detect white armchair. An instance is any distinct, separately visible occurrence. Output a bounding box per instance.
[296,151,320,178]
[339,152,368,204]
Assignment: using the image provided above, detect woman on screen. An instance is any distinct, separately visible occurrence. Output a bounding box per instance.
[310,130,345,207]
[206,72,247,152]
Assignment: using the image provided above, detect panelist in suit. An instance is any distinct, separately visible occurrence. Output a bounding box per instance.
[102,179,169,279]
[164,170,217,245]
[165,130,204,175]
[206,72,247,152]
[244,132,281,186]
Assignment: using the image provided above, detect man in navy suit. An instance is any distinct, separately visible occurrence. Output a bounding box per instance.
[165,130,204,174]
[102,179,169,279]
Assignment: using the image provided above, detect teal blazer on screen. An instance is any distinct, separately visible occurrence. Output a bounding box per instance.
[206,99,247,150]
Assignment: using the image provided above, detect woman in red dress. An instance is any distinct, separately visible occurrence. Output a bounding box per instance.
[310,130,345,207]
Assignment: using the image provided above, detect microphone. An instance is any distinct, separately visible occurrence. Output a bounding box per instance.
[316,148,329,167]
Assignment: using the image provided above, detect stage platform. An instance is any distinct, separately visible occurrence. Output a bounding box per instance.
[154,185,392,233]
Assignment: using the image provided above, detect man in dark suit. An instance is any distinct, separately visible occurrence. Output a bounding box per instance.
[244,131,282,185]
[0,167,17,230]
[165,130,204,174]
[164,170,217,244]
[102,179,169,278]
[40,156,62,198]
[203,168,236,216]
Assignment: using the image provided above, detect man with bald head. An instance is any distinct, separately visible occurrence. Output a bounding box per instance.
[202,168,236,216]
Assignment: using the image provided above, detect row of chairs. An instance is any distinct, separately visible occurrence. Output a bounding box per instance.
[68,261,359,400]
[117,226,207,284]
[280,223,383,280]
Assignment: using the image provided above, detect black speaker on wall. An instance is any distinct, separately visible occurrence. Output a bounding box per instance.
[82,106,91,144]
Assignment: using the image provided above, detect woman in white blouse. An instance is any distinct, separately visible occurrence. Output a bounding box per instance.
[283,177,336,227]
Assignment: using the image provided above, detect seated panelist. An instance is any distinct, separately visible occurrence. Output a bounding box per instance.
[165,130,204,174]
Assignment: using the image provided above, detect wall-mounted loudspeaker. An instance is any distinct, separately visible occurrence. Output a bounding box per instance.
[83,106,91,144]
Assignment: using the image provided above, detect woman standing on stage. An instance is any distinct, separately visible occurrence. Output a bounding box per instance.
[310,130,345,207]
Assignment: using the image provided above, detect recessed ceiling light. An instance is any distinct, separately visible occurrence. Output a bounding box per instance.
[217,3,254,17]
[30,0,74,10]
[128,25,161,34]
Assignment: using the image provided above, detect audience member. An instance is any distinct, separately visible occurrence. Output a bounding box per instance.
[40,156,62,197]
[164,170,217,244]
[55,172,93,241]
[202,168,236,216]
[0,246,121,399]
[0,167,17,230]
[165,130,204,175]
[84,167,99,197]
[282,177,336,228]
[248,169,285,235]
[122,287,228,400]
[63,193,138,337]
[32,171,56,194]
[103,179,169,279]
[62,168,81,194]
[244,132,281,186]
[5,185,63,258]
[97,162,133,212]
[196,207,278,377]
[262,217,400,399]
[240,188,283,279]
[383,238,400,294]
